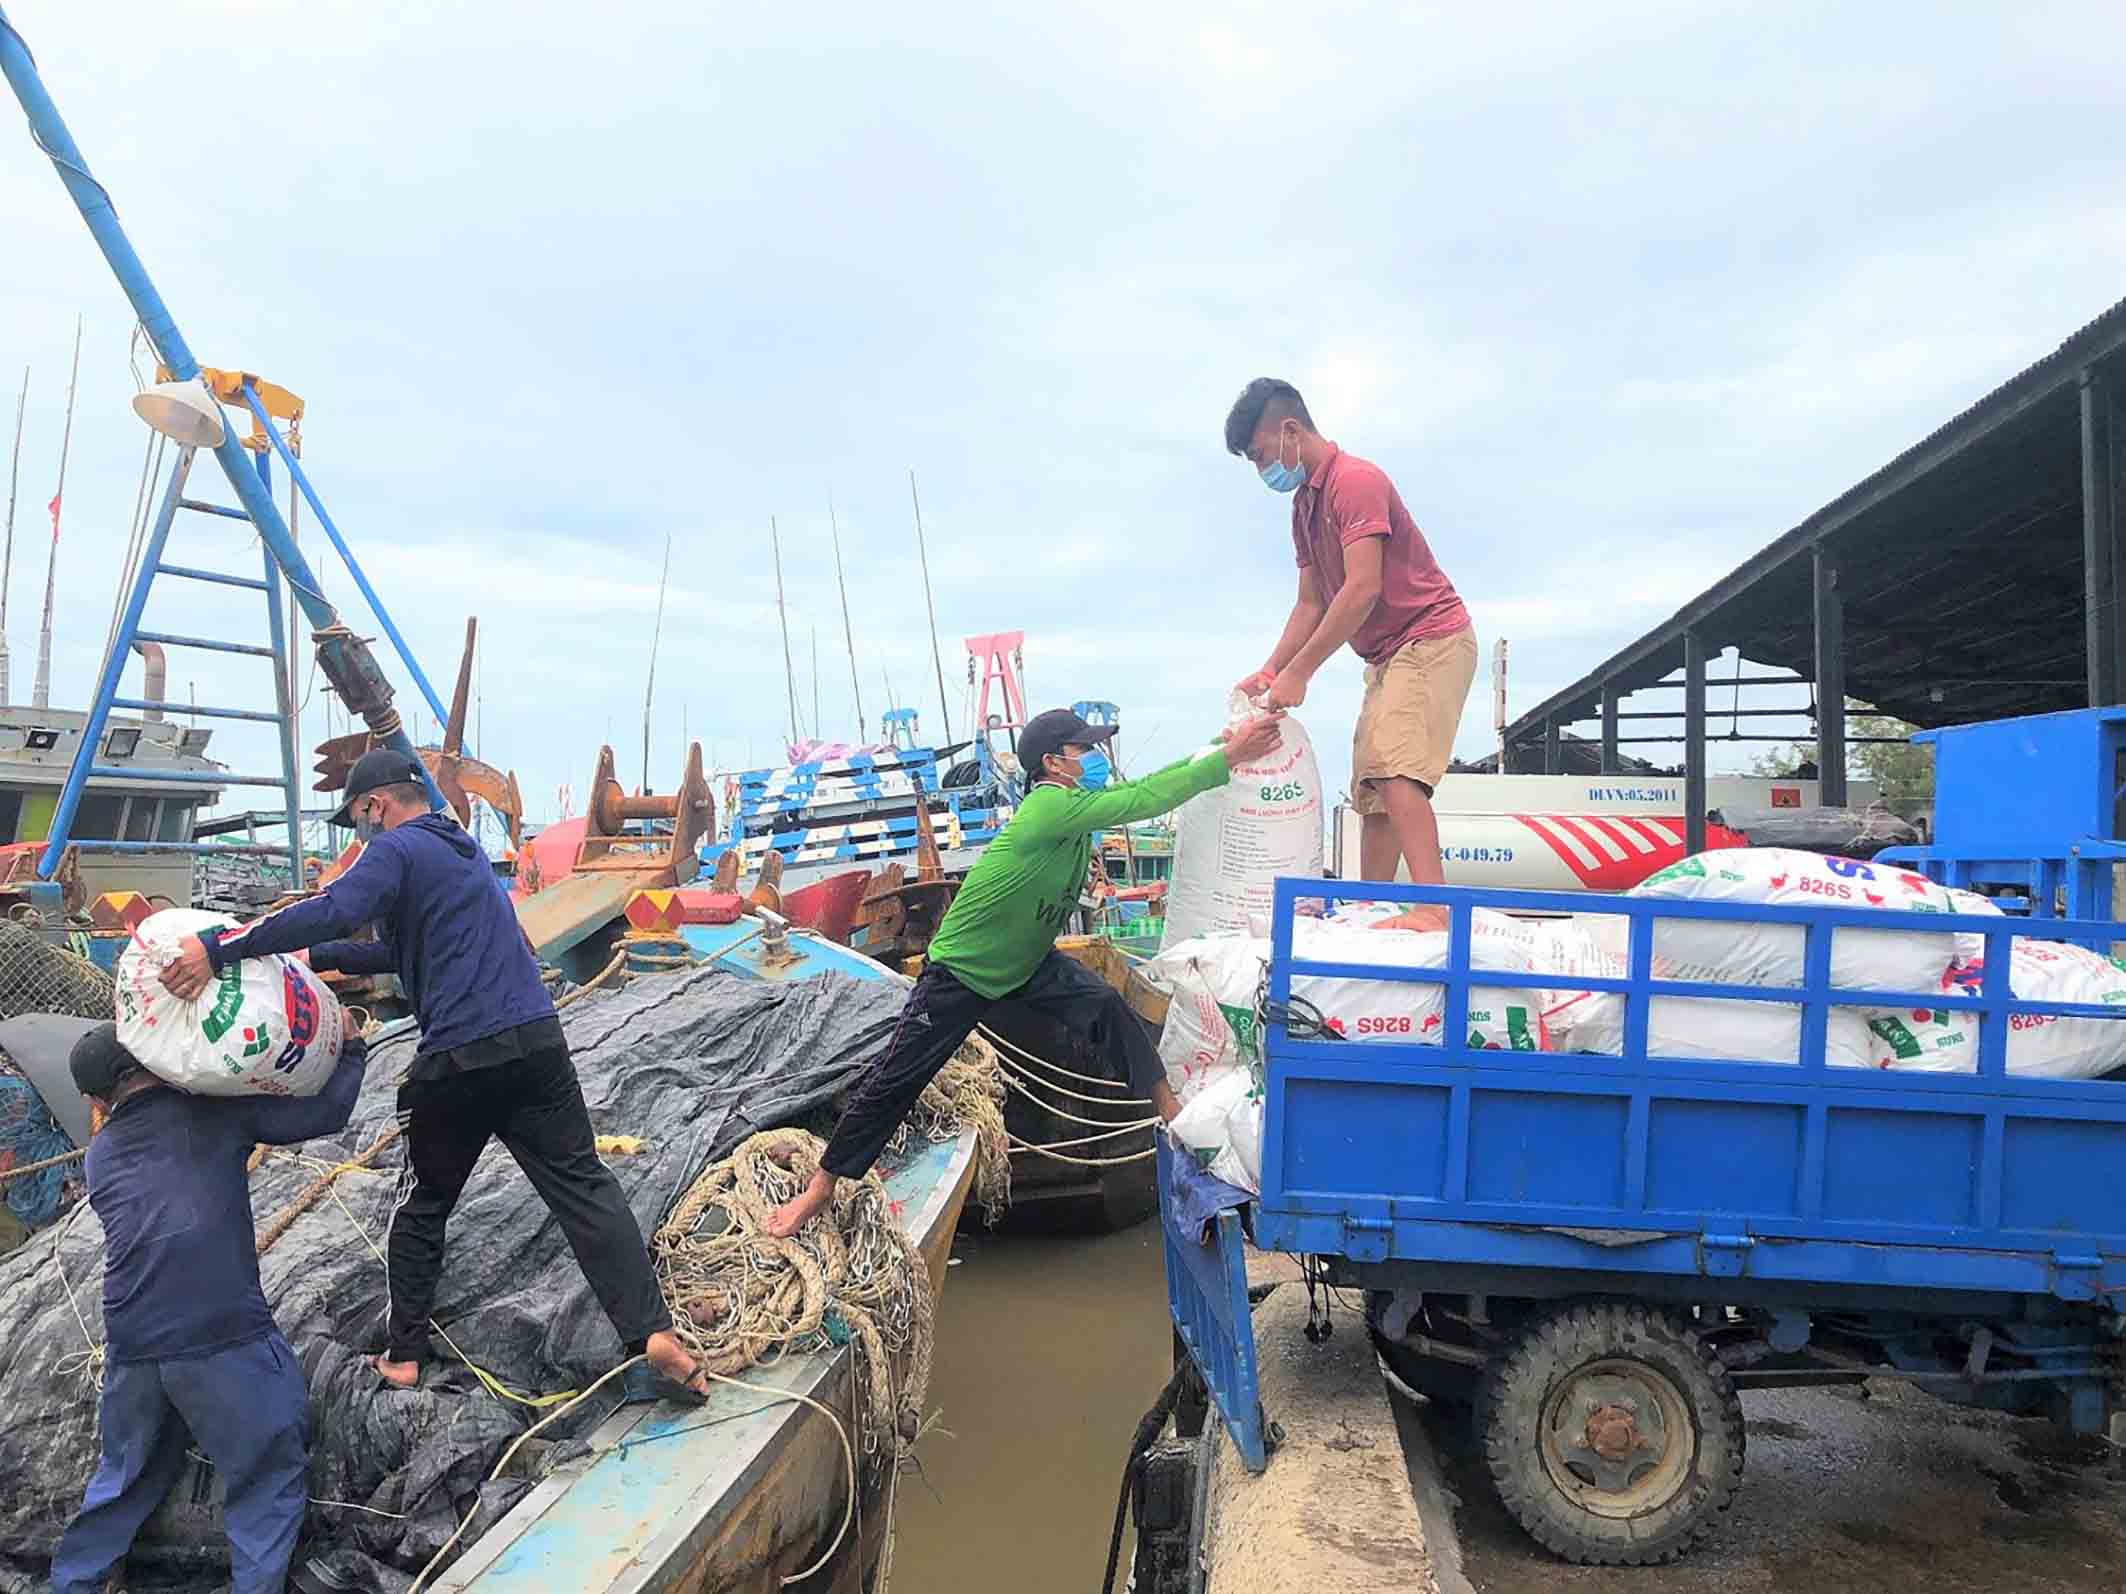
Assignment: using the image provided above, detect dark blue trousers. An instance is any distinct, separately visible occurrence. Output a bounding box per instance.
[50,1332,311,1594]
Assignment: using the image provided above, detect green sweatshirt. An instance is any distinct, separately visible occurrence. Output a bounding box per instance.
[927,748,1231,997]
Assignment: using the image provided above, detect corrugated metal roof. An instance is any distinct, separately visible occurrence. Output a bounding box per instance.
[1506,293,2126,752]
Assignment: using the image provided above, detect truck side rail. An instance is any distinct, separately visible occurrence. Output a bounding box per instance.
[1256,878,2126,1301]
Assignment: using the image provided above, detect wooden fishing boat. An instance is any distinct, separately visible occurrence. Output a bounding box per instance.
[685,916,1163,1234]
[435,1128,978,1592]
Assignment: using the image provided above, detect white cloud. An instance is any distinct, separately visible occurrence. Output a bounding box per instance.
[0,0,2115,829]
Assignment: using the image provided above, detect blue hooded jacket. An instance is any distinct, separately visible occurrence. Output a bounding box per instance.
[202,814,553,1067]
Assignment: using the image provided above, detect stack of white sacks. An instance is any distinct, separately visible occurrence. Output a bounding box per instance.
[1153,847,2126,1193]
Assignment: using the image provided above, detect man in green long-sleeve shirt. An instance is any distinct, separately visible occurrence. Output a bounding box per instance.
[764,705,1284,1237]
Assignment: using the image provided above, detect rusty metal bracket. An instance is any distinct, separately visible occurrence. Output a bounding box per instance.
[574,742,713,884]
[850,798,959,963]
[748,847,784,915]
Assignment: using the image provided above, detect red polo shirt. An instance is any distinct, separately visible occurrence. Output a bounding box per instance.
[1291,443,1469,667]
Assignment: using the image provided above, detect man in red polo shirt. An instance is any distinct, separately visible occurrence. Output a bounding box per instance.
[1227,378,1477,914]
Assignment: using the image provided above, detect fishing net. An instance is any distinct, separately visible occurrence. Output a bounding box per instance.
[0,965,1000,1592]
[0,922,115,1025]
[0,1078,78,1230]
[0,926,110,1235]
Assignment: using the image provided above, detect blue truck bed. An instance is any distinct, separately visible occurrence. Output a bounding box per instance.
[1163,876,2126,1487]
[1253,878,2126,1303]
[1162,714,2126,1562]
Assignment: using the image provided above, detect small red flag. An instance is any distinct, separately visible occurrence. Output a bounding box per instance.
[47,493,60,542]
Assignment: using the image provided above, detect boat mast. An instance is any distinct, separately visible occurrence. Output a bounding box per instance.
[642,530,671,792]
[908,470,955,744]
[828,490,865,741]
[1,364,25,705]
[810,624,820,741]
[770,515,799,746]
[32,314,79,710]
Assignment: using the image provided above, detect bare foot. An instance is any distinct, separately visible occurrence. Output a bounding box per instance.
[373,1353,419,1390]
[762,1171,836,1239]
[643,1329,708,1397]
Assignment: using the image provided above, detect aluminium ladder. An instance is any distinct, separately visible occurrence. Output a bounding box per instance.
[1,5,459,912]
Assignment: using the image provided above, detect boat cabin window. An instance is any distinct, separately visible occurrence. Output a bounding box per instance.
[157,801,193,843]
[0,791,19,846]
[124,799,156,843]
[74,795,125,841]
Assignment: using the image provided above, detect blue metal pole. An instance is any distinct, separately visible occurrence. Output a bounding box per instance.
[256,447,307,887]
[240,384,459,746]
[39,447,194,876]
[0,6,440,813]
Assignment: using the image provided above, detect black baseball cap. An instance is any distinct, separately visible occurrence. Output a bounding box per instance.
[1018,708,1117,777]
[71,1022,144,1099]
[331,747,429,828]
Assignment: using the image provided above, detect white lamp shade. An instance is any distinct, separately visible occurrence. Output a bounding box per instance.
[131,380,226,446]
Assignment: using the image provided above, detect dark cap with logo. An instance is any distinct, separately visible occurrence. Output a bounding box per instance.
[330,747,430,828]
[70,1021,145,1099]
[1017,708,1117,778]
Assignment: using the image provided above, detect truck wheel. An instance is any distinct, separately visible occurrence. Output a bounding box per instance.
[1477,1302,1743,1565]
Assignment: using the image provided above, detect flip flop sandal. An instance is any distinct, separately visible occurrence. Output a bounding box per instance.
[622,1363,709,1408]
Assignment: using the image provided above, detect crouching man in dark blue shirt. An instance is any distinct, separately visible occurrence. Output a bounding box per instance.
[49,1022,367,1594]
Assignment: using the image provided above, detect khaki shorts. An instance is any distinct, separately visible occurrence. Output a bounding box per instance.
[1351,626,1478,814]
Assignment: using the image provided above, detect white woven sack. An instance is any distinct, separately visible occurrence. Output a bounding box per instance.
[1865,938,2126,1080]
[1150,919,1550,1106]
[1163,693,1324,949]
[116,908,346,1097]
[1566,990,1874,1066]
[1632,847,1963,995]
[1168,1069,1266,1194]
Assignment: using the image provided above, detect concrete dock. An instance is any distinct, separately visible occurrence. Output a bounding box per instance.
[1200,1284,1439,1594]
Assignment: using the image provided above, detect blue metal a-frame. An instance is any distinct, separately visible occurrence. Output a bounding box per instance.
[1,5,454,905]
[38,433,312,889]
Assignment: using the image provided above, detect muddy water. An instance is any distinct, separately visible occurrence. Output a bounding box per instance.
[894,1221,1173,1591]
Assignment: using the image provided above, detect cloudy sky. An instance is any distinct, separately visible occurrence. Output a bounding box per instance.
[2,0,2120,828]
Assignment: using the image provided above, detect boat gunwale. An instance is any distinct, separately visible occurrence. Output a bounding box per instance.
[436,1127,979,1592]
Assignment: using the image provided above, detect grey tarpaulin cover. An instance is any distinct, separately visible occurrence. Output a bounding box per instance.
[1710,804,1921,859]
[0,965,907,1592]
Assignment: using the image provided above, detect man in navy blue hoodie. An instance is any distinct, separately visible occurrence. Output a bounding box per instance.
[51,1023,367,1594]
[159,749,703,1400]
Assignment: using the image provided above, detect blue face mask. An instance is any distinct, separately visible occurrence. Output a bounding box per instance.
[353,802,383,843]
[1077,750,1112,790]
[1258,429,1306,494]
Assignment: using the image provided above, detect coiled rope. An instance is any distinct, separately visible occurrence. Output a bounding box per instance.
[894,1032,1011,1218]
[653,1127,933,1466]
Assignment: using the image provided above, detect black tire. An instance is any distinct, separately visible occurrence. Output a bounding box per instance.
[1476,1301,1744,1566]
